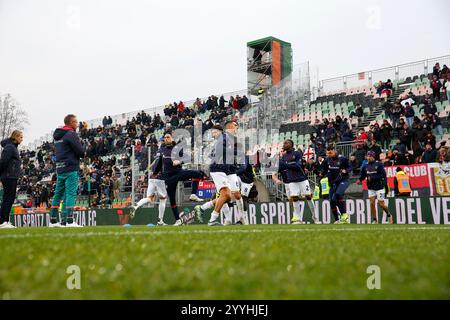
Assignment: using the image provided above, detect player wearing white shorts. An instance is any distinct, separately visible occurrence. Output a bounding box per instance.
[204,122,246,226]
[129,160,168,226]
[358,151,394,224]
[272,140,321,224]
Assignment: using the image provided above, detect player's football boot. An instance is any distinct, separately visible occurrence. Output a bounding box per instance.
[291,216,304,225]
[66,222,83,228]
[173,219,183,226]
[0,222,16,229]
[48,222,63,228]
[129,206,137,219]
[194,205,204,223]
[208,220,222,226]
[338,213,350,224]
[157,219,167,226]
[312,216,322,224]
[189,194,204,202]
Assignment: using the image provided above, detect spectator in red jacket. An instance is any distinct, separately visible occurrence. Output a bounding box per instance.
[232,97,239,110]
[357,129,368,142]
[178,101,185,114]
[430,75,442,101]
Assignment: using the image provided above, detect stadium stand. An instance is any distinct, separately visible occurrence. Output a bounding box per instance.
[14,57,450,208]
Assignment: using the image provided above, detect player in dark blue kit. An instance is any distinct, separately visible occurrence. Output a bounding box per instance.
[152,132,205,226]
[207,121,246,226]
[358,151,394,224]
[272,140,318,224]
[321,145,352,224]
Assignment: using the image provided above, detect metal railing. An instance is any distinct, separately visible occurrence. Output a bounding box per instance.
[256,171,318,202]
[335,140,365,159]
[319,55,450,95]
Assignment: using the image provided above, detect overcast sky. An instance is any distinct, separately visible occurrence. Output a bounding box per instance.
[1,0,449,145]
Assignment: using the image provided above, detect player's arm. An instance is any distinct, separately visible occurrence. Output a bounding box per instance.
[68,132,86,158]
[272,172,283,185]
[358,166,367,184]
[320,159,329,177]
[0,145,13,173]
[236,152,248,176]
[152,150,163,175]
[211,134,224,165]
[341,157,352,175]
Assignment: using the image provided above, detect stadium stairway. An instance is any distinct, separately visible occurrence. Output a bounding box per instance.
[356,86,403,130]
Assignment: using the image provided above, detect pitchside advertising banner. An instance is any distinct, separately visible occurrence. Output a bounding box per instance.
[362,162,450,197]
[12,197,450,227]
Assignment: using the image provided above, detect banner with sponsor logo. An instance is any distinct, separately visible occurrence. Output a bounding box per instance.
[430,162,450,196]
[363,163,448,197]
[12,197,450,227]
[196,180,216,199]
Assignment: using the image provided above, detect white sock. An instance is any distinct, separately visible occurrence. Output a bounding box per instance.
[306,200,317,220]
[158,199,166,221]
[222,204,232,222]
[293,201,302,220]
[136,197,150,209]
[201,201,214,211]
[235,198,244,221]
[242,211,248,223]
[210,211,220,222]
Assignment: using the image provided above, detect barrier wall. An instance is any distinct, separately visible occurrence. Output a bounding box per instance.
[12,197,450,227]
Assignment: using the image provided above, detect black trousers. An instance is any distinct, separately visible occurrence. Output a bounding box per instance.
[0,179,18,223]
[165,170,203,220]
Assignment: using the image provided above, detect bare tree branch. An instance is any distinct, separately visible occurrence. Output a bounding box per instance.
[0,94,29,141]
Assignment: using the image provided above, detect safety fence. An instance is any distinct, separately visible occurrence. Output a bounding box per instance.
[319,55,450,95]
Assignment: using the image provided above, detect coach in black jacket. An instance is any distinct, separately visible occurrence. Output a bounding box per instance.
[0,130,23,228]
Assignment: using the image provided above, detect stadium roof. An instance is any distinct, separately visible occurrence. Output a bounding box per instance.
[247,36,291,48]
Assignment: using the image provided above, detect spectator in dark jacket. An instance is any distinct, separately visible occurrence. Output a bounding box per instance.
[433,63,440,78]
[404,102,415,127]
[0,131,23,228]
[420,100,437,116]
[379,120,393,151]
[398,124,412,150]
[350,143,367,174]
[391,102,403,128]
[49,114,85,227]
[366,140,382,161]
[421,143,437,163]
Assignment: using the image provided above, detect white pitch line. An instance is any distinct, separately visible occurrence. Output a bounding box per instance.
[0,226,448,240]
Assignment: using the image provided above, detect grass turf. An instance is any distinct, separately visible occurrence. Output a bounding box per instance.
[0,224,449,299]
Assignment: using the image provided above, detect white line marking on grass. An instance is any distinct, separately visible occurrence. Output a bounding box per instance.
[0,226,448,240]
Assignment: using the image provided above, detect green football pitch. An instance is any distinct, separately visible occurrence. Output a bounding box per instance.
[0,224,449,299]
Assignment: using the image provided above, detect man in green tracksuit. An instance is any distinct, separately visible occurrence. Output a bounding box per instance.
[49,114,85,228]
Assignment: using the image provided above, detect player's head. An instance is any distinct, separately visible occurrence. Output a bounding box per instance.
[225,120,238,135]
[163,132,174,145]
[367,151,376,162]
[211,125,223,139]
[282,139,294,151]
[396,167,403,173]
[64,114,78,130]
[9,130,23,145]
[326,144,337,158]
